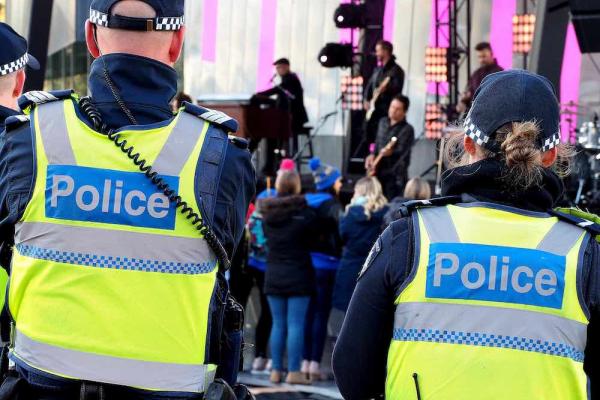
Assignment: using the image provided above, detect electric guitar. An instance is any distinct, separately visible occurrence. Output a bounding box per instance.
[367,136,398,177]
[365,76,391,121]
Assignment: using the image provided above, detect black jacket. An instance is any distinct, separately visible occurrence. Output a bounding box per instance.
[257,72,309,131]
[365,58,405,113]
[306,193,343,260]
[333,204,389,312]
[0,105,18,133]
[333,159,600,399]
[375,118,414,189]
[260,195,317,296]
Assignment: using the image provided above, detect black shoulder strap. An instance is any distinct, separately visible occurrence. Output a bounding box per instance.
[197,126,229,226]
[391,195,464,220]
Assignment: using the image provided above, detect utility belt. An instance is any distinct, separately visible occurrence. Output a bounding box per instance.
[0,373,254,400]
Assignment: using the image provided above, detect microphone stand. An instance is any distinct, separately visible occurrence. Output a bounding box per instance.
[292,111,338,165]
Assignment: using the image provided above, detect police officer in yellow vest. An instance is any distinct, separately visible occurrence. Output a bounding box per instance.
[333,70,600,399]
[0,0,255,399]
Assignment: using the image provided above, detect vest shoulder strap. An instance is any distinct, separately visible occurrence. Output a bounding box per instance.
[390,195,463,220]
[550,208,600,240]
[181,102,239,134]
[196,124,229,227]
[18,90,75,114]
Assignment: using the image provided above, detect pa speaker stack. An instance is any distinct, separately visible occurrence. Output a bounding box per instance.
[569,0,600,53]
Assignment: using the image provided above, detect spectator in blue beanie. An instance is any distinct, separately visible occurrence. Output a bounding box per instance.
[302,157,343,380]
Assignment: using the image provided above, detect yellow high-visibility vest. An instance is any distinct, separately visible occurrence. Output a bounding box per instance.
[386,204,589,399]
[9,95,220,393]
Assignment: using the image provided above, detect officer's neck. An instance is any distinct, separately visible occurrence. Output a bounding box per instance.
[88,53,177,128]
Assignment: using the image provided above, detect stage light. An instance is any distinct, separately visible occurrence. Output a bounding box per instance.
[512,14,536,54]
[318,43,354,68]
[425,103,446,139]
[425,47,448,83]
[333,4,366,29]
[340,75,364,111]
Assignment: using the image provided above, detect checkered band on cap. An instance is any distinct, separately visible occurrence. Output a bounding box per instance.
[156,16,185,31]
[0,53,29,76]
[89,9,109,27]
[541,132,561,152]
[463,116,490,147]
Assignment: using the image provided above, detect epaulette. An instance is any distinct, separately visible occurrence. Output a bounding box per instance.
[182,102,239,133]
[3,114,30,132]
[391,195,463,219]
[18,90,75,114]
[228,135,249,150]
[549,208,600,240]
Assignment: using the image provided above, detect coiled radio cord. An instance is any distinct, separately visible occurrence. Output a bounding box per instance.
[78,97,231,272]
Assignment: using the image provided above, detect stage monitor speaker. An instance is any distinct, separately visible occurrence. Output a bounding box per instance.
[569,0,600,53]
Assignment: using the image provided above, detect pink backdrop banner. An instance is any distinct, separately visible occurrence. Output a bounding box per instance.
[427,0,450,94]
[201,0,218,62]
[489,0,516,69]
[383,0,396,42]
[560,23,582,142]
[256,0,278,91]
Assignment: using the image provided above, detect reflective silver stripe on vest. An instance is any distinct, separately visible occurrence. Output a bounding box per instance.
[36,101,76,165]
[153,112,205,176]
[537,220,585,256]
[15,222,215,269]
[419,207,459,243]
[393,302,586,362]
[12,330,215,393]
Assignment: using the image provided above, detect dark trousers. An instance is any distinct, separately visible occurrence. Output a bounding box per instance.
[228,267,272,358]
[303,269,336,363]
[379,173,408,200]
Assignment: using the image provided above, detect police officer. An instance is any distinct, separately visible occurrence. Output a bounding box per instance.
[0,22,39,131]
[333,70,600,399]
[0,1,255,399]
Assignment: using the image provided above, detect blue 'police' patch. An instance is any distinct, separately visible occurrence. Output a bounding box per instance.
[45,165,179,230]
[425,243,566,309]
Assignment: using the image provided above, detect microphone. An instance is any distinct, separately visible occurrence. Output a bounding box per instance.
[269,73,277,83]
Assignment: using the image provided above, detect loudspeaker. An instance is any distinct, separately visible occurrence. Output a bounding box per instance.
[569,0,600,53]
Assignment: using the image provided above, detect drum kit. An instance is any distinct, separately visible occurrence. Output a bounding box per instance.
[562,101,600,211]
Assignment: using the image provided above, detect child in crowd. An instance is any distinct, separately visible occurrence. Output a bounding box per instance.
[302,157,343,381]
[258,165,317,385]
[332,177,389,315]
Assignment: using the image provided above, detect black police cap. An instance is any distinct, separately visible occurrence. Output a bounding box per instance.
[464,70,561,153]
[0,22,39,77]
[90,0,185,32]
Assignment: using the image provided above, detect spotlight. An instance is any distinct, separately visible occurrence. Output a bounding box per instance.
[318,43,354,68]
[333,4,366,29]
[513,14,536,54]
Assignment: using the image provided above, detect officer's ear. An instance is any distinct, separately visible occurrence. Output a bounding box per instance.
[541,147,558,168]
[85,20,101,59]
[168,27,185,64]
[463,135,478,156]
[13,70,25,99]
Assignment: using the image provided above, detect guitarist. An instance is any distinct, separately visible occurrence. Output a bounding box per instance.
[364,40,405,144]
[365,95,414,199]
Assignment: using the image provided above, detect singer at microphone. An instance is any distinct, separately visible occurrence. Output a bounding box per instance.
[254,57,309,155]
